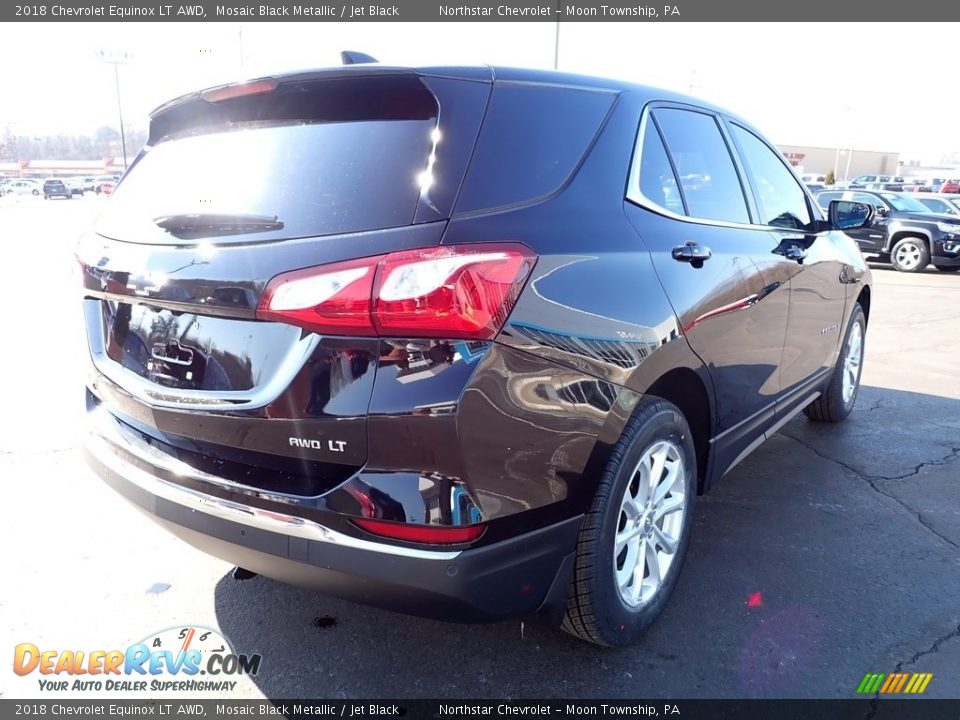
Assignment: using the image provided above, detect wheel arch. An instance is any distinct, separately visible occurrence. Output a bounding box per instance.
[886,227,931,252]
[642,367,712,495]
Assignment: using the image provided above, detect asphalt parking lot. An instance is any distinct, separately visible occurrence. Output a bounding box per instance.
[1,194,958,700]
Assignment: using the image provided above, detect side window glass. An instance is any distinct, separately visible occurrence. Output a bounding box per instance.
[817,192,840,210]
[730,125,812,230]
[653,108,750,224]
[636,119,685,215]
[853,193,884,210]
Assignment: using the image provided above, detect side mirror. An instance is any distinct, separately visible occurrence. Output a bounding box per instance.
[829,200,875,230]
[874,205,889,217]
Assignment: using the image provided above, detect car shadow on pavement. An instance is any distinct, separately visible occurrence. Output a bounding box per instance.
[214,385,960,700]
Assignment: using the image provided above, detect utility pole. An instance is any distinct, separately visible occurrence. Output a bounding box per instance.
[844,147,855,182]
[239,23,245,71]
[97,51,131,171]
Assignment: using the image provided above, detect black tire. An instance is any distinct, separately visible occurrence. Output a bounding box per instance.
[804,303,866,423]
[562,399,696,647]
[31,189,39,196]
[935,265,960,273]
[890,236,930,273]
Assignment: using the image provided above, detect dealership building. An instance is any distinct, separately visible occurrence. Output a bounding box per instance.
[0,158,127,179]
[777,144,901,179]
[1,147,948,184]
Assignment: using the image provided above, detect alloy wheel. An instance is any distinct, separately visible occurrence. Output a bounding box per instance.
[842,320,863,404]
[613,440,686,608]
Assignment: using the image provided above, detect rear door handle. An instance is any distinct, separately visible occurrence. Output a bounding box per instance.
[671,241,712,268]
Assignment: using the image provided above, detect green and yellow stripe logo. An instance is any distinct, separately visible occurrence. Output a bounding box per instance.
[857,672,933,694]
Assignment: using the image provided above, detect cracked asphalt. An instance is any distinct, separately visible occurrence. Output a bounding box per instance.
[1,196,958,700]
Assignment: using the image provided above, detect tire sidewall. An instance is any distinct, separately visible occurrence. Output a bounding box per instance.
[591,405,697,645]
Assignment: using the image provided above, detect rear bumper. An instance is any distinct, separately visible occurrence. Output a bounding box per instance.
[84,416,581,623]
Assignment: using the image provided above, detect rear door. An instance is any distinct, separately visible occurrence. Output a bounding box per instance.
[625,104,791,475]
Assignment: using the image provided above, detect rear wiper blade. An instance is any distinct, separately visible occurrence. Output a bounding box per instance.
[154,213,283,239]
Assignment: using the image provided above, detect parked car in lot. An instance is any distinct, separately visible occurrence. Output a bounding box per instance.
[940,179,960,194]
[94,175,119,194]
[902,178,937,193]
[849,174,905,191]
[79,62,875,646]
[914,194,960,217]
[43,179,72,199]
[815,189,960,272]
[800,173,827,184]
[4,179,41,196]
[64,178,86,196]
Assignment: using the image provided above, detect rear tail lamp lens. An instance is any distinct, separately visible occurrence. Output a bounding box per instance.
[257,243,535,339]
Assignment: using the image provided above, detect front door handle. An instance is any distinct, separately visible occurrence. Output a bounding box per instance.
[782,245,806,262]
[773,241,807,263]
[672,241,712,268]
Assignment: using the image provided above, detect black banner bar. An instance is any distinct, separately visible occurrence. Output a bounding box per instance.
[4,0,960,22]
[1,700,960,720]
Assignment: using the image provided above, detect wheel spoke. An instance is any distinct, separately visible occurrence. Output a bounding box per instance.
[648,446,667,494]
[621,498,641,522]
[635,459,655,506]
[654,494,684,520]
[651,523,678,554]
[629,539,647,603]
[652,458,680,506]
[616,524,642,553]
[644,538,660,589]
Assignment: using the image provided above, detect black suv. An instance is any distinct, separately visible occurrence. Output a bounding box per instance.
[42,178,71,200]
[816,189,960,272]
[80,62,873,646]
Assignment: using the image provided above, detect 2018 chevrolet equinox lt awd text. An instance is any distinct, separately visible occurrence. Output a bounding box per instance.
[80,59,874,646]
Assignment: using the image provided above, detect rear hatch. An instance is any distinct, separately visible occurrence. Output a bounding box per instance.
[79,68,491,497]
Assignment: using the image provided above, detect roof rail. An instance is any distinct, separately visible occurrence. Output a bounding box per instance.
[341,51,378,65]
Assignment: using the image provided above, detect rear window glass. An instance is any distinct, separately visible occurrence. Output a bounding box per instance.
[653,108,750,224]
[456,84,615,213]
[635,120,684,215]
[95,76,439,245]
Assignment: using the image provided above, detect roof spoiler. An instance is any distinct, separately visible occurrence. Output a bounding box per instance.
[341,51,378,65]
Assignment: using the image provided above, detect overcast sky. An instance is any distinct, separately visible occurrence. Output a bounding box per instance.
[1,22,956,163]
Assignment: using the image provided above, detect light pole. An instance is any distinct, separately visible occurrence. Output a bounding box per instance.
[553,18,560,69]
[97,51,131,171]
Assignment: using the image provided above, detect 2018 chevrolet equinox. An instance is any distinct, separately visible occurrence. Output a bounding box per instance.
[80,60,874,646]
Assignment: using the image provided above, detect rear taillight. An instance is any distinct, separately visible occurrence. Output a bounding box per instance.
[257,256,378,335]
[257,243,536,340]
[351,517,486,545]
[200,78,277,103]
